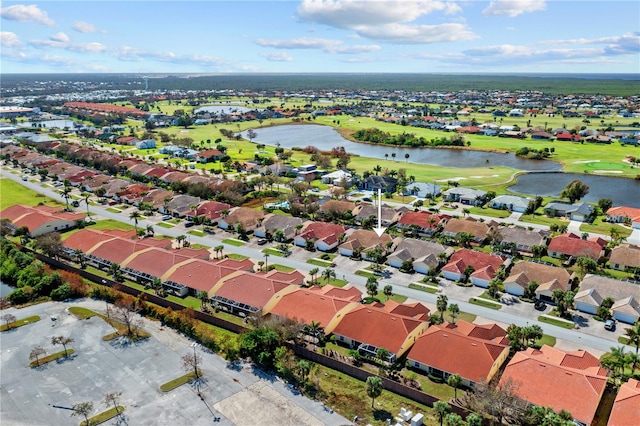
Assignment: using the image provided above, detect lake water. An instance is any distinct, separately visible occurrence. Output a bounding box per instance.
[195,105,256,114]
[18,120,80,129]
[245,124,562,171]
[0,280,14,297]
[509,173,640,208]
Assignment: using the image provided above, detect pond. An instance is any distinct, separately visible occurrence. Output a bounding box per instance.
[0,280,14,298]
[245,124,562,171]
[509,172,640,208]
[195,105,257,114]
[18,119,80,129]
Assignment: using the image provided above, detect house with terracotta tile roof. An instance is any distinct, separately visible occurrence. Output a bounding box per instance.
[338,229,396,258]
[503,261,572,299]
[442,217,497,245]
[262,285,362,329]
[218,207,264,232]
[575,274,640,324]
[195,149,223,163]
[609,244,640,272]
[119,246,210,285]
[294,222,346,252]
[441,248,507,287]
[1,204,85,237]
[499,345,608,426]
[548,233,606,261]
[184,200,232,223]
[387,239,453,275]
[317,200,356,221]
[607,206,640,229]
[396,211,450,237]
[208,270,295,317]
[81,234,172,271]
[62,228,139,257]
[608,379,640,426]
[328,302,429,363]
[407,320,509,388]
[160,257,254,296]
[116,184,151,204]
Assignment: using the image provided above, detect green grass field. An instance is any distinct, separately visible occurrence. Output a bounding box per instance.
[0,178,59,210]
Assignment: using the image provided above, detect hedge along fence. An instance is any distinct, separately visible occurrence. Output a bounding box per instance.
[29,250,469,416]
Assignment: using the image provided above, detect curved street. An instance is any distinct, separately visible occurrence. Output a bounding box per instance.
[2,168,634,355]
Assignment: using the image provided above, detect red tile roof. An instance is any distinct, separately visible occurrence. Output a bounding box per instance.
[407,321,509,383]
[442,249,505,276]
[548,233,606,259]
[209,271,294,310]
[398,211,448,229]
[161,258,251,293]
[607,206,640,222]
[121,246,210,278]
[63,229,138,253]
[298,222,346,245]
[85,236,172,265]
[1,204,85,234]
[330,303,428,356]
[608,379,640,426]
[499,345,607,425]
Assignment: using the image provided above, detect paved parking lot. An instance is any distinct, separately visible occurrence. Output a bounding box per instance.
[0,300,351,426]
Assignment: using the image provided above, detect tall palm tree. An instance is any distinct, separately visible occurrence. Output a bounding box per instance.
[60,186,72,211]
[322,267,336,284]
[129,210,142,231]
[82,192,92,220]
[309,267,319,286]
[625,322,640,369]
[263,253,270,271]
[437,294,448,322]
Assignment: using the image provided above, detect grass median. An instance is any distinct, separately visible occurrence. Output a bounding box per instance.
[538,315,575,329]
[1,315,41,332]
[160,371,199,392]
[80,406,125,426]
[29,349,75,367]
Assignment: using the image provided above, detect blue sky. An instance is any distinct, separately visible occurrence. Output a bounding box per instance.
[1,1,639,74]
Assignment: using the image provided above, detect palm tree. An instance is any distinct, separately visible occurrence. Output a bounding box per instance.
[214,245,224,260]
[129,210,142,231]
[109,263,122,282]
[322,267,336,284]
[60,186,72,210]
[82,192,92,220]
[146,224,154,236]
[198,291,209,310]
[437,294,448,322]
[449,303,460,324]
[433,401,451,426]
[383,284,393,301]
[365,376,383,408]
[74,248,85,269]
[309,267,319,285]
[366,276,379,298]
[447,374,462,399]
[263,253,270,271]
[625,322,640,369]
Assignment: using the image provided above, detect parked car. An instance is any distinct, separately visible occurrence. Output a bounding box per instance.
[604,319,616,331]
[21,175,28,181]
[257,238,268,245]
[362,197,372,202]
[162,215,172,221]
[184,221,195,228]
[534,300,546,311]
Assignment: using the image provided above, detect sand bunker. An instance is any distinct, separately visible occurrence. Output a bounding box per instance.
[435,177,467,182]
[573,160,600,164]
[470,174,499,179]
[593,170,623,174]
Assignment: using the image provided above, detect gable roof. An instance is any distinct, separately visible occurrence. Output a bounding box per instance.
[609,244,640,268]
[120,246,210,278]
[63,228,139,253]
[504,261,571,291]
[442,249,505,276]
[548,233,606,259]
[607,206,640,222]
[442,217,493,240]
[298,222,346,245]
[208,270,294,311]
[339,229,394,252]
[407,320,509,383]
[499,345,607,425]
[608,379,640,426]
[1,204,85,233]
[397,211,449,229]
[498,226,549,248]
[161,258,253,293]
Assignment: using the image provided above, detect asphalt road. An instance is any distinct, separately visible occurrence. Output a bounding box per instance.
[2,168,634,354]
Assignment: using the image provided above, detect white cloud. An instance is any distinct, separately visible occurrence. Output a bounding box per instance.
[543,32,640,55]
[256,36,380,54]
[50,32,69,43]
[482,0,546,17]
[355,23,477,44]
[0,4,55,26]
[72,21,99,33]
[297,0,460,28]
[296,0,471,44]
[262,52,293,62]
[0,31,21,47]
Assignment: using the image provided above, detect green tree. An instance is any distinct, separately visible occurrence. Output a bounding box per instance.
[366,276,379,298]
[129,210,142,231]
[322,267,336,284]
[449,303,460,324]
[308,267,319,285]
[437,294,448,322]
[560,179,589,203]
[383,284,393,301]
[466,413,483,426]
[445,413,464,426]
[624,322,640,369]
[365,376,383,408]
[376,347,390,363]
[433,401,451,426]
[447,373,462,399]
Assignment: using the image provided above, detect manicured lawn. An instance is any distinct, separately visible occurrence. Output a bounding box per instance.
[538,315,575,329]
[160,371,199,392]
[225,253,249,261]
[319,278,348,288]
[468,206,511,218]
[187,229,206,237]
[1,315,41,331]
[374,291,408,304]
[262,248,287,257]
[81,406,125,426]
[106,207,122,213]
[534,334,557,348]
[580,218,632,238]
[355,270,375,278]
[468,297,502,310]
[157,222,175,228]
[618,336,630,345]
[0,177,59,209]
[29,349,75,367]
[222,238,246,247]
[68,307,98,320]
[91,219,135,231]
[519,214,566,228]
[408,283,439,294]
[307,258,334,267]
[69,305,151,341]
[269,264,295,272]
